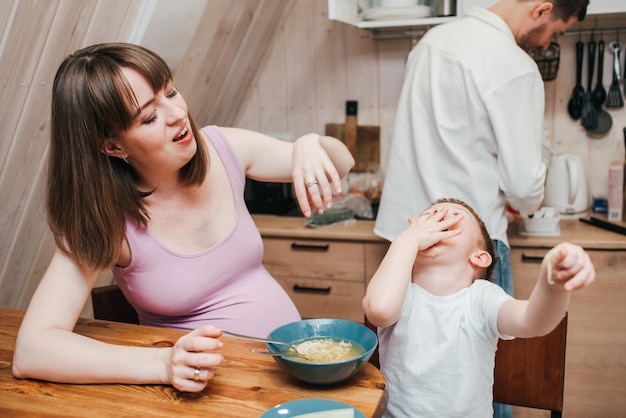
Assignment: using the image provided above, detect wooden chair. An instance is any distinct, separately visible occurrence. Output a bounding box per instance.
[493,313,567,417]
[91,284,139,324]
[366,313,568,417]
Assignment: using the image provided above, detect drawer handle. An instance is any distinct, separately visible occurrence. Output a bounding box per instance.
[293,284,331,294]
[521,254,544,263]
[290,243,330,252]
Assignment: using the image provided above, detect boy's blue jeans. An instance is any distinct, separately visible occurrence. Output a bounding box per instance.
[492,240,513,418]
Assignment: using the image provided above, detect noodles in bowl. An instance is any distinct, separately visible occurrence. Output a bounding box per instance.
[282,338,365,363]
[266,318,377,385]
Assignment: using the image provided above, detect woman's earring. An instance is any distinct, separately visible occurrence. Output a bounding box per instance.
[122,154,130,164]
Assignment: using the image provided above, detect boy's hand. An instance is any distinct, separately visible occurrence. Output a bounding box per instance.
[405,207,462,251]
[545,243,595,291]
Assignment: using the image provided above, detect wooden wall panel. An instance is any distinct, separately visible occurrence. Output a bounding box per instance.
[0,1,58,171]
[283,1,317,136]
[174,0,295,127]
[0,0,61,307]
[376,39,412,172]
[234,0,397,141]
[0,0,142,309]
[312,1,348,135]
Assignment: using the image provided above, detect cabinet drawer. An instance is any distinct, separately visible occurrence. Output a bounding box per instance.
[274,276,364,322]
[263,238,364,282]
[365,242,389,284]
[510,248,546,298]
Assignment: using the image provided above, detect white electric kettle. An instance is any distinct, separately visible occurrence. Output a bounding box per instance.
[544,154,589,214]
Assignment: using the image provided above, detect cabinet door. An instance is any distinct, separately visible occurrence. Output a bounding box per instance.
[273,276,365,322]
[263,237,366,321]
[587,0,626,15]
[263,238,365,282]
[510,247,626,417]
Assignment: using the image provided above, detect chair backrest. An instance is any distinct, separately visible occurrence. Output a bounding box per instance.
[493,313,567,417]
[365,313,567,417]
[91,284,139,324]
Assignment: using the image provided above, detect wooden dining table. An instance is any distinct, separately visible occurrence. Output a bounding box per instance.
[0,308,386,417]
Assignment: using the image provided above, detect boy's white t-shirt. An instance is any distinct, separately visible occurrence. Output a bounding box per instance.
[378,280,513,418]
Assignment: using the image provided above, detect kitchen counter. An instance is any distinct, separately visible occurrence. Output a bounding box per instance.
[252,214,383,242]
[253,213,626,249]
[508,215,626,250]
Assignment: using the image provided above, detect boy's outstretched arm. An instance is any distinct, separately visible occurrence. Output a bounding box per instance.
[497,242,595,338]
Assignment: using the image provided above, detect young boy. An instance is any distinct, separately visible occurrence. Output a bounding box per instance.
[363,198,595,417]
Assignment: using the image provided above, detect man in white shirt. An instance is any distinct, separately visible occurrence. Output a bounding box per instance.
[374,1,589,416]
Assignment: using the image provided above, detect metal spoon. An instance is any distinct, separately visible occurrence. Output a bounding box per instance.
[222,330,300,352]
[250,349,308,359]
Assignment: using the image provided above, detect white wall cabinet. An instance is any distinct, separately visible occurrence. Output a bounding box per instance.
[587,0,626,15]
[329,0,626,31]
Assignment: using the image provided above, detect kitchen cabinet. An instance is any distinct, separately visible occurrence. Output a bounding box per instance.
[328,0,626,33]
[253,215,389,323]
[587,0,626,15]
[508,217,626,417]
[328,0,457,30]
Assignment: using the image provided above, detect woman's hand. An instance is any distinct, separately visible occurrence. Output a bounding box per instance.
[166,325,224,392]
[291,134,352,217]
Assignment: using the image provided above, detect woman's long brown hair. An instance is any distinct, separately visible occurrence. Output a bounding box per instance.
[48,43,208,270]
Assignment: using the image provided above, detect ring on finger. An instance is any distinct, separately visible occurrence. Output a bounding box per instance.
[305,181,318,188]
[193,367,200,381]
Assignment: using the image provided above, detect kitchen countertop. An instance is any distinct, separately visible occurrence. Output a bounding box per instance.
[507,215,626,250]
[252,214,626,250]
[252,214,383,242]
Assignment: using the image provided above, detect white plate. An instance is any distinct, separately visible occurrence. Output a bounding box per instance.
[360,6,432,21]
[261,398,365,418]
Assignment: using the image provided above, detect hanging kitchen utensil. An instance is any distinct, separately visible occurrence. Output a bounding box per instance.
[605,40,624,108]
[587,35,613,137]
[581,38,597,129]
[529,42,560,81]
[567,40,585,119]
[592,38,607,107]
[587,36,613,137]
[624,39,626,94]
[585,107,613,137]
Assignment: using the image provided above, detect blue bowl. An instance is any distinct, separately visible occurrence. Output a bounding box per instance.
[266,318,378,385]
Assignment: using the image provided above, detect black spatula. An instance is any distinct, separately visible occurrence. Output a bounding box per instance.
[567,40,585,119]
[606,40,624,108]
[581,39,597,129]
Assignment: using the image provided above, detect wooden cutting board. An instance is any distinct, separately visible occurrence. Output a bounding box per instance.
[325,123,380,172]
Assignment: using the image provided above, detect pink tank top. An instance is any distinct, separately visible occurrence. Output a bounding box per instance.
[112,126,300,337]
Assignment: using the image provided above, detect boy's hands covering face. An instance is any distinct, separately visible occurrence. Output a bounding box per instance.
[407,207,462,251]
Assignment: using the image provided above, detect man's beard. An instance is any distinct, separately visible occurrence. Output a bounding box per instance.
[518,23,548,54]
